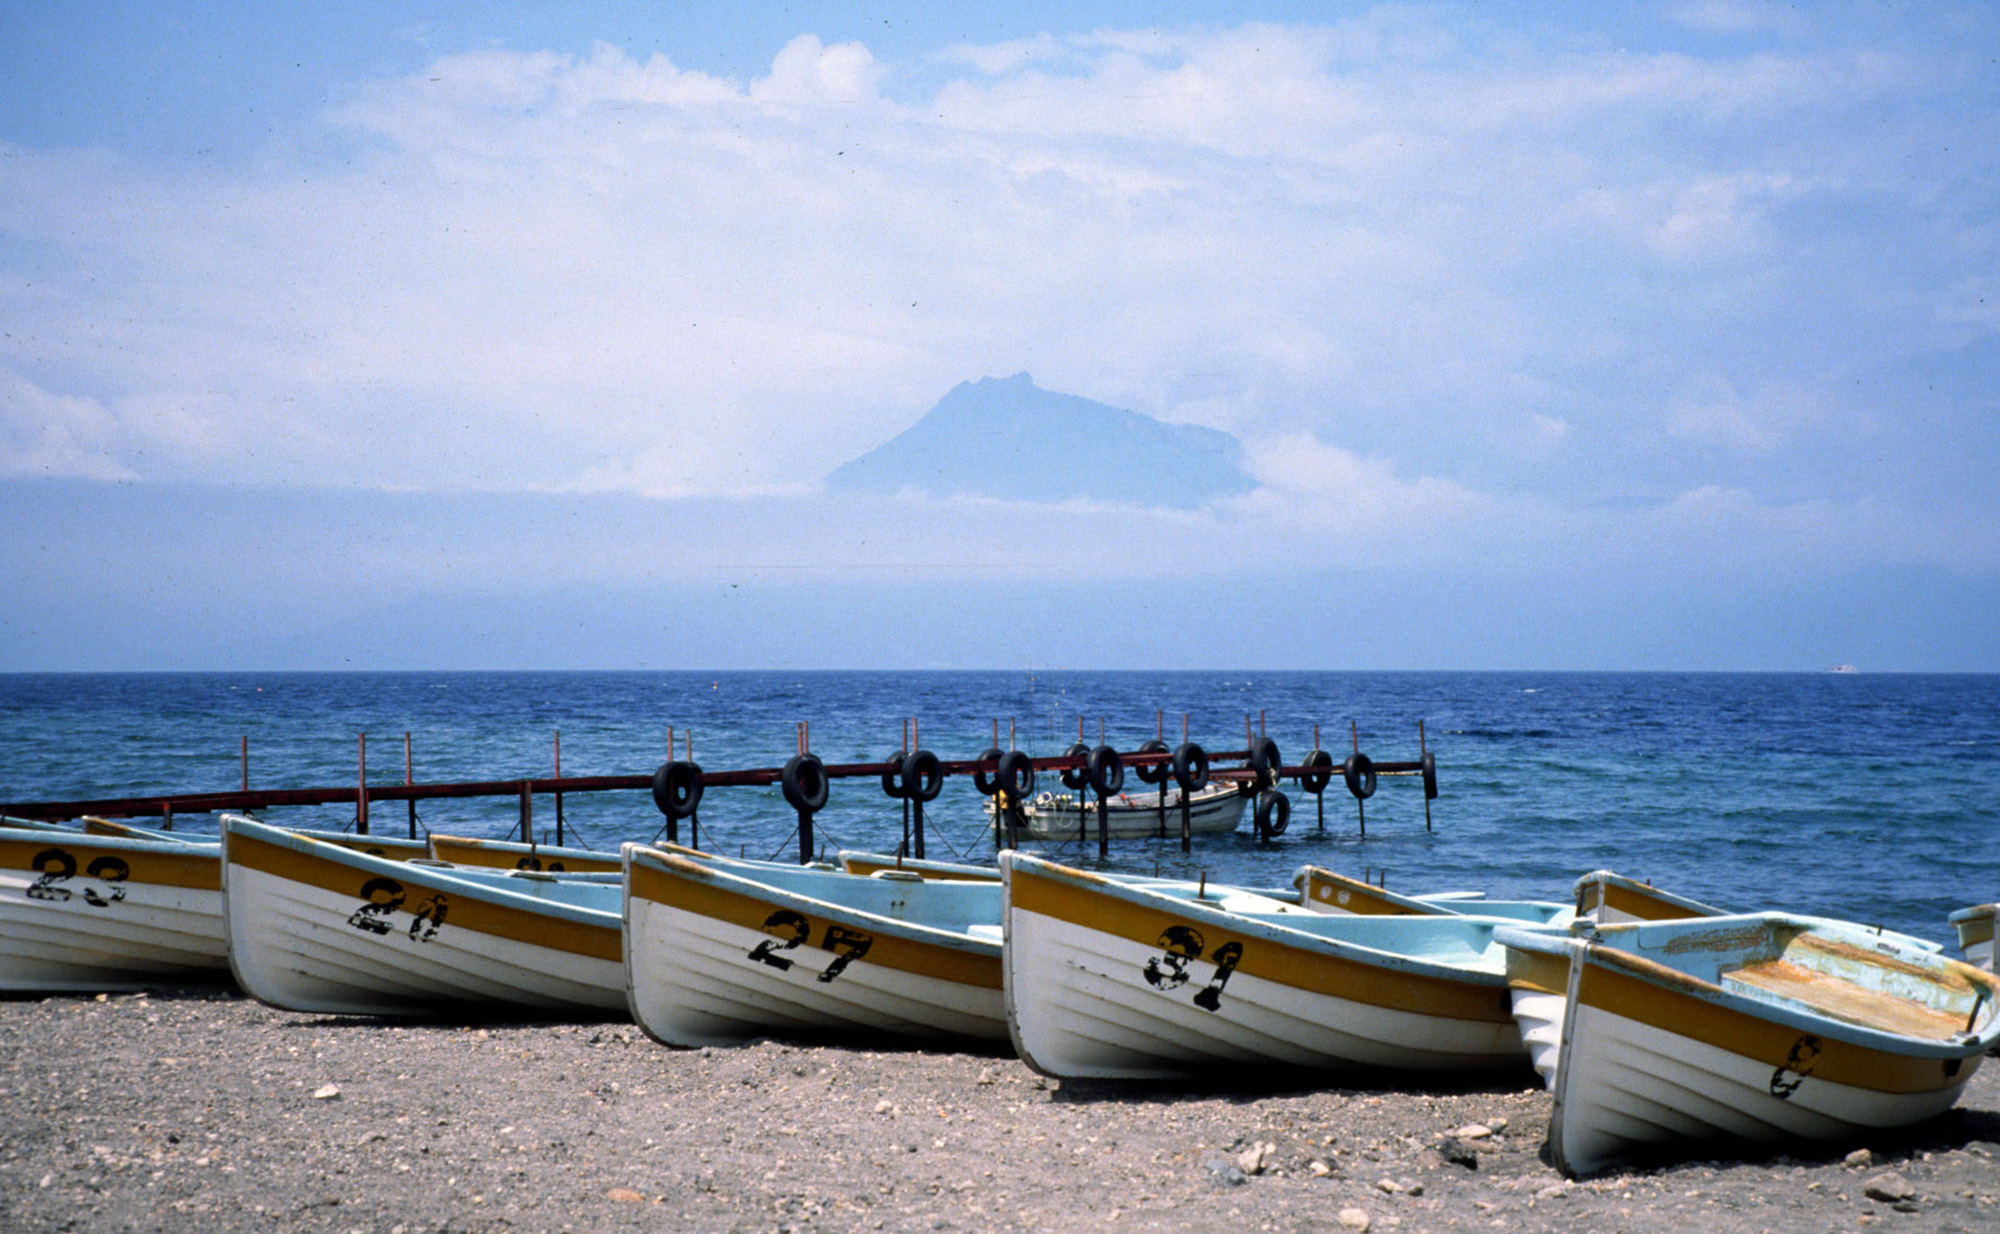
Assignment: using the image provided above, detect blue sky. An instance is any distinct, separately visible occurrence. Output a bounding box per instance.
[3,2,1997,670]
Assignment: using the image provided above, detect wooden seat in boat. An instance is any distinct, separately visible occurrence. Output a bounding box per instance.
[1722,960,1969,1040]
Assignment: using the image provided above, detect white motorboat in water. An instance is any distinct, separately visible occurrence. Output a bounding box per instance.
[990,784,1248,841]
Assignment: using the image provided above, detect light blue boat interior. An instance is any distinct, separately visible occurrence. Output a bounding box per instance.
[224,816,620,922]
[1,815,82,833]
[1592,913,1998,1045]
[642,849,1004,938]
[1015,856,1569,978]
[0,822,215,855]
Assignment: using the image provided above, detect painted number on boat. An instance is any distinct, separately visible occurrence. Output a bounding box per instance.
[344,877,448,942]
[1769,1034,1822,1099]
[1141,924,1245,1012]
[23,847,130,907]
[746,910,874,982]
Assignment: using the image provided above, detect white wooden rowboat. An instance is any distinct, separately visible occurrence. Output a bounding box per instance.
[1572,869,1726,924]
[1499,914,2000,1177]
[1517,872,1947,1092]
[221,814,625,1017]
[1294,866,1571,924]
[1001,852,1551,1080]
[1950,903,1996,971]
[623,844,1006,1047]
[427,833,623,874]
[990,784,1248,841]
[79,815,432,860]
[838,851,1001,881]
[0,824,229,991]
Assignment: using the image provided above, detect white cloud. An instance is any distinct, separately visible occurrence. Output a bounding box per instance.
[751,35,883,106]
[1660,1,1808,36]
[934,34,1069,77]
[0,372,135,480]
[0,11,1987,546]
[1663,372,1838,453]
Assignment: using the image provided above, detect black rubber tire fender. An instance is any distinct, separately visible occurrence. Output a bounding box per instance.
[1171,742,1210,793]
[782,754,829,814]
[997,749,1037,801]
[879,749,909,799]
[1298,748,1334,794]
[1254,790,1291,838]
[1342,752,1377,801]
[1420,750,1438,800]
[652,760,705,820]
[1249,736,1282,786]
[1133,738,1170,786]
[972,747,1005,797]
[1086,745,1125,796]
[1059,741,1090,791]
[903,749,944,803]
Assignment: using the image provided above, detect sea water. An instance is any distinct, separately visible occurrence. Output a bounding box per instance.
[1,671,1994,946]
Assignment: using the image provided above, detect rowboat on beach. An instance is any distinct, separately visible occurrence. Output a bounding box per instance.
[1950,903,1996,971]
[1291,867,1460,916]
[0,815,81,834]
[427,833,622,874]
[221,814,625,1017]
[80,815,433,861]
[1497,914,2000,1177]
[1572,869,1727,924]
[0,823,228,991]
[838,851,1002,881]
[1494,869,1729,1088]
[988,784,1249,841]
[623,844,1007,1047]
[1294,867,1572,924]
[1507,871,1947,1091]
[1001,852,1556,1081]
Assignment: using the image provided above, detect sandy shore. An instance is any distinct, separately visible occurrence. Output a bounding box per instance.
[1,986,1997,1233]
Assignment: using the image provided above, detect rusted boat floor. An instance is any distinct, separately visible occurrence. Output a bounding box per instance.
[1724,960,1968,1040]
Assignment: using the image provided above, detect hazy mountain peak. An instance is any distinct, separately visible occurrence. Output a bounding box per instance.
[826,374,1255,508]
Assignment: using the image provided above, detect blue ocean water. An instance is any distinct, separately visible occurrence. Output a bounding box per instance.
[1,671,1994,946]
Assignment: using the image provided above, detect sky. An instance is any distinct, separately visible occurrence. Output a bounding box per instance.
[2,2,1997,671]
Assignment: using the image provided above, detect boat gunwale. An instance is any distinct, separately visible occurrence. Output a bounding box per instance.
[1579,914,2000,1058]
[0,825,223,892]
[622,844,1001,958]
[1002,851,1521,994]
[221,815,620,930]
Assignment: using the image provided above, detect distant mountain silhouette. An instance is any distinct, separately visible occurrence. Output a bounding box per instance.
[824,373,1256,508]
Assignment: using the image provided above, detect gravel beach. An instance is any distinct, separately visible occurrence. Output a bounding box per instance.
[2,987,1997,1233]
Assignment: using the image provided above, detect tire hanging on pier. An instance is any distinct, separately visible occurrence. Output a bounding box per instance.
[1249,736,1282,789]
[997,749,1037,802]
[973,747,1005,797]
[1133,738,1170,786]
[1171,742,1209,793]
[782,753,829,813]
[1059,741,1090,791]
[1342,752,1377,800]
[1086,745,1124,796]
[1298,748,1334,795]
[880,749,909,799]
[1254,789,1291,838]
[652,760,704,820]
[903,749,943,802]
